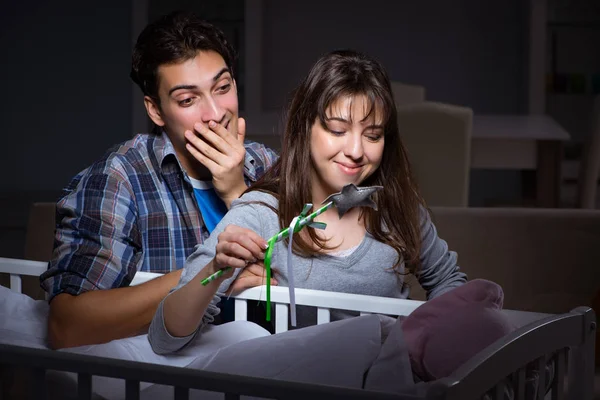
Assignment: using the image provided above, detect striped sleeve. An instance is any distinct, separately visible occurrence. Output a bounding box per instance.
[40,163,143,301]
[243,141,279,183]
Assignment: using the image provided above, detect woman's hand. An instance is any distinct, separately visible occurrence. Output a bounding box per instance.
[163,225,267,339]
[227,263,279,296]
[212,225,268,279]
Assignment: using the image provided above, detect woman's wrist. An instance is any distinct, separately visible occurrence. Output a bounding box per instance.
[202,260,228,283]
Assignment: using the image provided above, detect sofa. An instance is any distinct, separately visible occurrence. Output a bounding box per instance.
[423,206,600,315]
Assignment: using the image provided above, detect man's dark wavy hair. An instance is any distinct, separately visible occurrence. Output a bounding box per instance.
[130,10,236,103]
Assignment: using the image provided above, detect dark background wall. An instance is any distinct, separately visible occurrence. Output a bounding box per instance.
[261,0,528,114]
[0,0,532,257]
[1,1,133,193]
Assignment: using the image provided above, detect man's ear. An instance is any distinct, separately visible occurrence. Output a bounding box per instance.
[144,96,165,127]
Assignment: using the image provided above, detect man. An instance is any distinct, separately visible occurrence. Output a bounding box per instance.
[40,11,278,349]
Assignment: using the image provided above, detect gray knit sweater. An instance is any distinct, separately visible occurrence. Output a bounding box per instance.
[148,191,466,354]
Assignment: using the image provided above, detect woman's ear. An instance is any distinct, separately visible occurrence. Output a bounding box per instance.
[144,96,165,127]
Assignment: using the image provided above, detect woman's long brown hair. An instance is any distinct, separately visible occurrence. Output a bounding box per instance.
[248,50,426,275]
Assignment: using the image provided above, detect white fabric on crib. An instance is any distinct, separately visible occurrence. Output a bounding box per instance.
[55,321,271,400]
[0,286,271,399]
[0,285,49,349]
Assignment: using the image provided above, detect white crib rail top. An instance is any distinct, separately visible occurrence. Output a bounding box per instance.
[0,257,424,321]
[233,285,423,316]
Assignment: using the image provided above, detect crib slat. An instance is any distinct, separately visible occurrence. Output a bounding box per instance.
[29,368,46,400]
[234,299,247,321]
[536,356,546,400]
[9,274,22,294]
[77,373,92,400]
[551,349,566,400]
[515,366,526,400]
[174,386,189,400]
[317,308,330,324]
[275,304,288,333]
[493,380,504,399]
[125,380,140,400]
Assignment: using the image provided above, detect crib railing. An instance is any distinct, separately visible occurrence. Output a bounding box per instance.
[0,342,407,400]
[0,256,597,399]
[433,306,596,400]
[128,266,426,331]
[0,257,48,294]
[0,257,425,332]
[232,286,423,333]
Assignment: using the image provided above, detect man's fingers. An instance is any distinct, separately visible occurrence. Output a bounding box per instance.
[194,120,240,151]
[185,129,227,165]
[208,117,244,146]
[185,142,220,171]
[205,121,233,150]
[237,117,246,144]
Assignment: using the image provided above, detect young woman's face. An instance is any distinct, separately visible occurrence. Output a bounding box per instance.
[309,94,385,200]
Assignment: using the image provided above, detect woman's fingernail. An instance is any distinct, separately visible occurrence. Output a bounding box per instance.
[209,121,216,128]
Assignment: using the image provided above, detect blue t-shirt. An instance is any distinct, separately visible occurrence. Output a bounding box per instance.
[189,177,235,322]
[189,178,228,233]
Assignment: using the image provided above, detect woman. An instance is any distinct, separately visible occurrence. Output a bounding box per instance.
[148,50,466,354]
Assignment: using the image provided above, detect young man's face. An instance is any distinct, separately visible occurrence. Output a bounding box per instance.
[145,50,239,173]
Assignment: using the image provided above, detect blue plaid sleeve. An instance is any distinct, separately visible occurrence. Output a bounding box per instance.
[243,140,279,183]
[40,163,143,301]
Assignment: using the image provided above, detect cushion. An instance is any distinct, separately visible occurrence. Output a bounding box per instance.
[401,279,515,381]
[421,304,515,380]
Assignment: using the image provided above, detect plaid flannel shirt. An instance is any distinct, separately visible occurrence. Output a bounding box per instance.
[40,132,278,301]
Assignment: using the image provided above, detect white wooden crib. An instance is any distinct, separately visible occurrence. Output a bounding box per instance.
[0,257,596,399]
